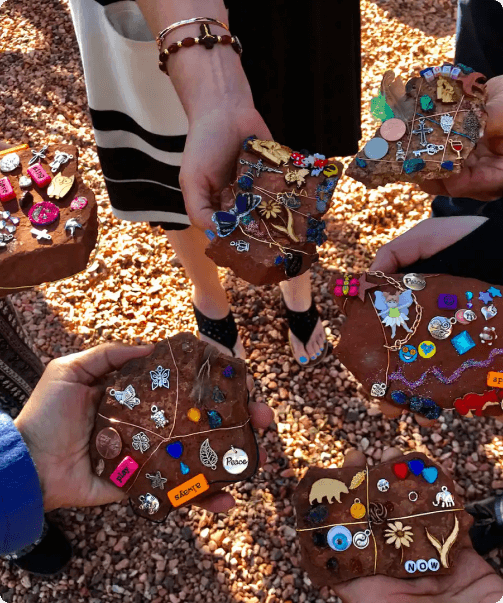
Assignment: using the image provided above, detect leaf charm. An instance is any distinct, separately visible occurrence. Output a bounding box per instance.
[200,438,218,471]
[349,470,367,490]
[425,515,460,568]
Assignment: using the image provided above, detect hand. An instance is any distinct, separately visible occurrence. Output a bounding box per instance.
[334,448,503,603]
[420,75,503,201]
[180,103,272,232]
[14,343,274,513]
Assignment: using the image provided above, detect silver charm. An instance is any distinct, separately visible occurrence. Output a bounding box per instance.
[132,432,150,454]
[28,145,48,166]
[409,491,419,502]
[31,228,52,241]
[5,224,15,234]
[353,529,371,550]
[109,384,140,410]
[412,143,445,157]
[200,438,218,470]
[1,211,10,220]
[403,273,426,291]
[49,150,74,173]
[440,114,454,134]
[377,479,389,493]
[0,220,6,229]
[0,153,20,173]
[212,385,226,403]
[482,304,498,321]
[138,493,160,515]
[230,239,250,252]
[150,365,170,390]
[19,175,32,188]
[145,470,168,490]
[370,382,387,398]
[412,118,434,147]
[239,158,283,177]
[428,316,455,340]
[65,218,82,237]
[464,310,477,322]
[395,141,406,161]
[480,326,497,345]
[222,446,249,474]
[95,458,105,476]
[432,485,455,508]
[150,405,168,429]
[9,216,19,226]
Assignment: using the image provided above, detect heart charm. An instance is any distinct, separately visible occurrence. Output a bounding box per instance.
[421,344,434,355]
[408,459,425,476]
[482,305,498,321]
[166,441,183,459]
[371,382,387,397]
[393,462,409,480]
[422,466,438,484]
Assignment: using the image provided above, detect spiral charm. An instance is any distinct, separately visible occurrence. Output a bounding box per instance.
[368,501,388,525]
[353,529,371,550]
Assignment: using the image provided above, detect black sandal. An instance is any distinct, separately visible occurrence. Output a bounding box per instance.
[192,303,238,357]
[282,298,331,366]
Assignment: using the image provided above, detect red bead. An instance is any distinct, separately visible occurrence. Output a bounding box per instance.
[167,44,179,54]
[181,37,195,47]
[220,35,232,44]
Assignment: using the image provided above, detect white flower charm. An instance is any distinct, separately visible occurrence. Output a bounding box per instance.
[371,382,387,398]
[132,432,150,454]
[150,365,170,390]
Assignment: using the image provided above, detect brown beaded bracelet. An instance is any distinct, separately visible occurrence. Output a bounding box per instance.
[158,23,242,75]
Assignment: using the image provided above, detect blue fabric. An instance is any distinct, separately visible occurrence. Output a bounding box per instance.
[0,412,44,555]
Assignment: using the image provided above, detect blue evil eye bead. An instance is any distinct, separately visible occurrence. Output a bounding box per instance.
[390,390,408,405]
[441,161,454,171]
[222,364,235,378]
[180,462,190,475]
[399,345,418,363]
[327,526,352,552]
[408,459,425,476]
[242,135,257,150]
[312,531,328,548]
[274,255,284,265]
[206,409,223,429]
[306,505,329,524]
[238,174,253,190]
[451,330,476,355]
[356,157,367,168]
[166,441,183,459]
[403,158,425,174]
[409,397,424,413]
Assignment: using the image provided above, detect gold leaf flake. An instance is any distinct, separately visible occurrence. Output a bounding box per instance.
[349,470,366,490]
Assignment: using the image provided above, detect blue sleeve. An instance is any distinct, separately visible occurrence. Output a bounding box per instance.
[0,412,44,555]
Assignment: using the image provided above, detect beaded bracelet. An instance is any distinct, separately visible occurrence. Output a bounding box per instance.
[158,23,242,75]
[156,17,230,52]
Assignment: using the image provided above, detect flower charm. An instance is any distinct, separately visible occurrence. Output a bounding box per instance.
[384,521,414,562]
[150,365,170,390]
[306,217,327,246]
[259,198,282,219]
[132,432,151,454]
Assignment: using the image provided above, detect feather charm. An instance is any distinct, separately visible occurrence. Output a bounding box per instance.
[349,470,367,490]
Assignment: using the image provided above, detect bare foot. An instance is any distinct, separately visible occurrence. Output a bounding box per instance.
[288,317,327,365]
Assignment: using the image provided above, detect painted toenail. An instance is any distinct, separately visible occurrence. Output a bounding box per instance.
[316,352,320,356]
[311,355,316,360]
[299,356,308,364]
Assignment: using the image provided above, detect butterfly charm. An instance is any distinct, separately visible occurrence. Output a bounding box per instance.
[110,384,140,410]
[211,193,262,237]
[150,365,170,390]
[334,275,360,297]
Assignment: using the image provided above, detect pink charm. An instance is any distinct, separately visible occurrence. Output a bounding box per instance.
[348,278,360,296]
[71,196,88,211]
[27,163,52,188]
[110,455,139,487]
[28,201,60,226]
[0,177,16,203]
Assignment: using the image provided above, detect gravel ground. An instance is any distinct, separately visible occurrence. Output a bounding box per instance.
[2,0,502,601]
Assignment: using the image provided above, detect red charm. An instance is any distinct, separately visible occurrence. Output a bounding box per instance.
[314,158,328,169]
[28,201,60,226]
[0,177,16,203]
[392,462,409,480]
[334,275,360,297]
[291,152,306,167]
[453,390,502,417]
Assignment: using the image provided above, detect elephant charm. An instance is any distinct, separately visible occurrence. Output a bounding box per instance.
[432,486,455,508]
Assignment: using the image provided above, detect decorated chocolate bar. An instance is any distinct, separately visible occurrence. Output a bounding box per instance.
[331,271,503,418]
[346,63,487,188]
[205,137,343,285]
[294,452,472,584]
[89,333,259,520]
[0,144,98,296]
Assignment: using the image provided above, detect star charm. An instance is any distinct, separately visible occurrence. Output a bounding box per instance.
[145,470,168,490]
[479,291,493,305]
[357,273,381,302]
[488,287,502,298]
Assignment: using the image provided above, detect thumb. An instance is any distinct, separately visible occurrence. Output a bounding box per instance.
[485,75,503,156]
[180,170,217,233]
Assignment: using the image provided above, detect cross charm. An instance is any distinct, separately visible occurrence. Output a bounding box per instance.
[199,23,218,49]
[31,228,52,241]
[411,118,434,147]
[28,145,49,166]
[239,158,283,178]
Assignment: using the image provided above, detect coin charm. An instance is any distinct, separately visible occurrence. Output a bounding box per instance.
[0,153,20,173]
[222,446,249,475]
[353,529,371,550]
[28,201,60,226]
[95,427,122,459]
[428,316,454,340]
[403,273,426,291]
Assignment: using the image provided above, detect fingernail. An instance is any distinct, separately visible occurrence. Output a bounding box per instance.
[316,352,320,357]
[311,355,316,360]
[205,229,215,241]
[299,356,308,364]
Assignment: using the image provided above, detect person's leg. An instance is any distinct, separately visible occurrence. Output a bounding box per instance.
[466,494,503,556]
[166,226,245,359]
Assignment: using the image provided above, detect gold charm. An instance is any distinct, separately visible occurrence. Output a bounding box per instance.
[285,168,309,188]
[249,139,292,166]
[425,515,459,568]
[349,470,366,490]
[350,498,366,519]
[309,478,349,505]
[47,173,75,200]
[437,77,456,103]
[271,207,299,242]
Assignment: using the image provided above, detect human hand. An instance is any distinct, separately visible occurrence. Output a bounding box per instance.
[333,448,503,603]
[420,75,503,201]
[14,343,274,513]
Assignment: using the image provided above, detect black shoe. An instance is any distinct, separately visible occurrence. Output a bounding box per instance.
[432,195,503,218]
[465,495,503,556]
[192,303,238,357]
[7,520,73,577]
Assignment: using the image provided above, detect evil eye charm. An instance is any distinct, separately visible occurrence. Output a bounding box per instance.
[327,526,352,552]
[399,345,418,363]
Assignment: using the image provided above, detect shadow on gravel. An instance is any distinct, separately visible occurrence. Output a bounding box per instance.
[370,0,457,38]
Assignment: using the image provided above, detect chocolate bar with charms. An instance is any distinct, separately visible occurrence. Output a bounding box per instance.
[0,144,98,296]
[330,271,503,418]
[89,333,260,520]
[346,63,487,188]
[294,452,472,584]
[205,137,343,285]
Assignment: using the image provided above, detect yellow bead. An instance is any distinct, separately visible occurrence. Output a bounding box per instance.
[187,408,201,422]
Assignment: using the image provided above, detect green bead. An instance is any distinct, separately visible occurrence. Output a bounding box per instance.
[403,158,425,174]
[420,95,434,111]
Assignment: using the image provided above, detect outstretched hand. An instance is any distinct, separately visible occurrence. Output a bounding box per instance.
[334,448,503,603]
[14,343,273,514]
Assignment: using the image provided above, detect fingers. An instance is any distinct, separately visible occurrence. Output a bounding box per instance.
[246,374,256,394]
[485,75,503,156]
[248,401,274,429]
[51,342,155,384]
[198,491,236,514]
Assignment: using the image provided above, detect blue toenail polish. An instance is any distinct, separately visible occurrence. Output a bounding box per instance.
[299,356,308,364]
[311,355,316,360]
[316,352,320,356]
[205,229,215,241]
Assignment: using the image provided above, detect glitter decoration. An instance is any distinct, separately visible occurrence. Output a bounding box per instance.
[71,196,88,210]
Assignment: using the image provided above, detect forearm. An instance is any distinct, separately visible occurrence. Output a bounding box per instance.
[135,0,254,120]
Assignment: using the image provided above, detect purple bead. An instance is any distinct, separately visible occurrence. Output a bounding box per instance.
[438,293,458,310]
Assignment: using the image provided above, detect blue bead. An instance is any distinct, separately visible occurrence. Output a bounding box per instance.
[356,157,367,168]
[306,505,329,524]
[403,158,425,174]
[457,63,474,74]
[205,229,215,241]
[441,161,454,171]
[451,330,476,355]
[166,441,183,459]
[390,390,408,405]
[180,462,190,475]
[274,255,284,265]
[207,410,223,429]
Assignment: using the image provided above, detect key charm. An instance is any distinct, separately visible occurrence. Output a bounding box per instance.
[413,144,445,157]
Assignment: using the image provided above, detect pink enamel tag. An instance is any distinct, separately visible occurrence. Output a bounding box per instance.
[0,177,16,203]
[110,455,139,488]
[27,163,52,187]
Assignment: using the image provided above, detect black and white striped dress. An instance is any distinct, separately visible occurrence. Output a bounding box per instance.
[67,0,361,231]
